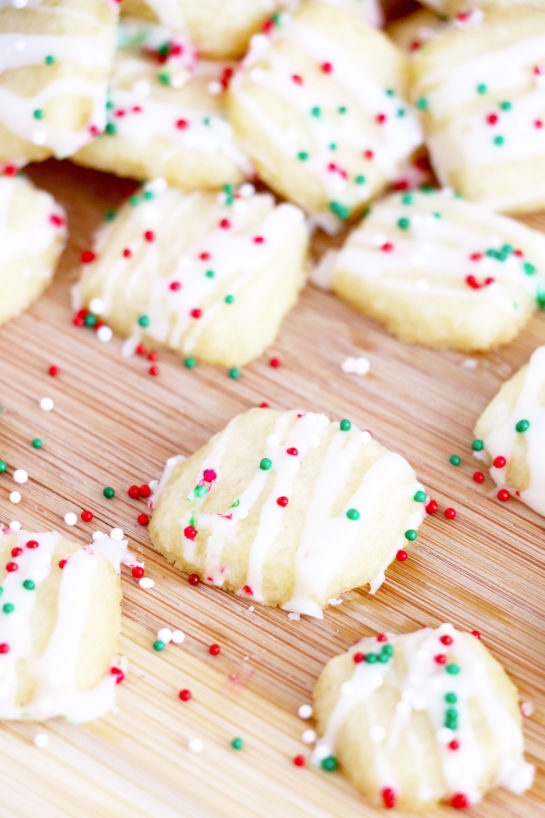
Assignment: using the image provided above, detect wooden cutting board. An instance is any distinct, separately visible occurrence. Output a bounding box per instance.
[0,156,543,818]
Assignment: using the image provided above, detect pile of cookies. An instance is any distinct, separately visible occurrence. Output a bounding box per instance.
[0,0,544,812]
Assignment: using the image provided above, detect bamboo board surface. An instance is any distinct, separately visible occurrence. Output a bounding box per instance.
[0,156,543,818]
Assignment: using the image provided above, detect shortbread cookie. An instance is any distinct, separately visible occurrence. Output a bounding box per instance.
[149,408,426,618]
[474,346,545,516]
[0,0,118,166]
[388,9,450,55]
[313,624,534,810]
[228,2,421,232]
[0,531,124,722]
[410,7,545,214]
[314,189,545,351]
[0,174,67,327]
[75,182,308,367]
[72,21,250,190]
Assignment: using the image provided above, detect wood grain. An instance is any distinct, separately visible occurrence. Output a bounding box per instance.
[0,156,543,818]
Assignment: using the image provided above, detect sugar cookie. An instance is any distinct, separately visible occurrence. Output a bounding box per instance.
[0,531,125,722]
[72,20,250,190]
[149,408,426,618]
[228,1,421,232]
[313,624,534,810]
[474,345,545,516]
[0,0,118,166]
[0,174,67,327]
[410,7,545,214]
[313,189,545,351]
[75,182,308,367]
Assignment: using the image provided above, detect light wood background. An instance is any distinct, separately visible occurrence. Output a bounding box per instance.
[0,147,544,816]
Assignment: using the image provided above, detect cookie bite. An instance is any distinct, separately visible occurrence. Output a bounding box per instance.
[410,6,545,214]
[0,531,125,722]
[72,20,251,190]
[75,182,308,367]
[313,624,534,810]
[228,1,421,232]
[0,174,66,327]
[0,0,118,166]
[149,408,426,618]
[313,189,545,351]
[474,346,545,516]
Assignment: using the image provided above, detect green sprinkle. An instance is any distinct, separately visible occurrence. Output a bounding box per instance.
[449,455,461,466]
[396,108,406,117]
[499,101,512,111]
[297,151,309,161]
[472,439,484,452]
[143,190,155,200]
[310,106,321,118]
[414,490,426,502]
[421,184,434,194]
[524,262,536,275]
[320,756,338,772]
[340,419,351,431]
[231,737,243,750]
[328,143,337,151]
[502,244,513,254]
[31,438,42,449]
[105,210,116,221]
[397,217,410,230]
[493,135,504,146]
[138,315,150,328]
[2,603,14,614]
[260,458,272,471]
[45,55,55,65]
[515,419,530,433]
[106,100,114,110]
[153,640,165,652]
[445,692,457,704]
[22,580,35,591]
[84,314,97,327]
[0,587,3,596]
[0,461,6,473]
[33,109,44,120]
[385,88,395,97]
[230,499,240,508]
[346,508,360,521]
[329,201,349,220]
[446,663,460,675]
[205,269,215,278]
[224,294,235,304]
[402,193,413,205]
[405,529,417,541]
[158,43,170,57]
[381,644,394,657]
[103,487,115,499]
[433,212,442,219]
[416,97,428,110]
[476,83,487,94]
[445,707,458,720]
[158,72,171,85]
[228,367,240,379]
[365,653,377,664]
[129,195,140,206]
[355,175,366,185]
[338,105,347,114]
[184,357,196,369]
[378,652,390,663]
[105,122,117,136]
[194,484,208,498]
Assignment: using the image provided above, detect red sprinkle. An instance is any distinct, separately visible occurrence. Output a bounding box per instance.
[176,118,188,129]
[147,351,159,362]
[190,308,202,319]
[58,559,67,570]
[375,113,387,124]
[81,510,93,522]
[0,643,9,653]
[353,652,365,663]
[286,447,298,456]
[363,149,374,160]
[48,365,60,376]
[473,471,485,483]
[253,235,265,244]
[148,365,159,376]
[137,513,149,526]
[444,507,456,520]
[449,739,460,751]
[199,252,210,261]
[382,788,396,809]
[81,250,96,264]
[184,526,197,540]
[486,113,498,125]
[131,566,144,579]
[179,689,192,701]
[136,343,147,355]
[426,500,438,514]
[144,230,155,242]
[471,630,481,639]
[188,573,200,586]
[321,61,333,73]
[396,550,408,562]
[440,635,453,645]
[169,281,181,291]
[269,357,281,368]
[497,489,510,502]
[11,547,22,557]
[493,456,506,468]
[434,654,447,665]
[128,484,140,499]
[259,402,270,408]
[209,643,220,656]
[203,469,217,482]
[5,562,18,572]
[122,248,132,258]
[26,539,39,549]
[110,667,125,684]
[140,484,151,498]
[376,634,388,642]
[451,793,469,810]
[219,219,230,229]
[381,242,394,253]
[291,74,303,85]
[293,754,305,767]
[277,496,289,507]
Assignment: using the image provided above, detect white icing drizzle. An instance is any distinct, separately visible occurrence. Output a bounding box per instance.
[314,625,534,805]
[0,531,124,722]
[0,2,118,158]
[476,345,545,515]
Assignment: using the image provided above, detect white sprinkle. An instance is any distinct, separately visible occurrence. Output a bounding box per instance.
[288,612,300,621]
[139,577,155,590]
[13,469,28,484]
[302,729,316,744]
[89,297,104,315]
[146,177,167,194]
[64,512,77,526]
[360,430,373,444]
[341,355,370,376]
[239,183,255,198]
[97,325,113,343]
[237,507,249,520]
[521,701,534,717]
[9,521,21,531]
[39,397,54,412]
[369,725,386,742]
[32,130,47,146]
[9,492,21,504]
[33,732,49,748]
[92,531,104,541]
[110,528,124,540]
[188,738,203,753]
[171,630,185,644]
[461,358,478,369]
[157,628,172,644]
[207,80,222,95]
[298,704,313,720]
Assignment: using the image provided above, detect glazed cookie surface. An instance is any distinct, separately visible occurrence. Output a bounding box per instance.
[149,408,426,618]
[313,624,534,810]
[0,174,67,327]
[75,182,308,367]
[228,1,421,232]
[313,189,545,351]
[0,0,118,166]
[72,20,250,190]
[474,345,545,516]
[410,7,545,214]
[0,531,124,722]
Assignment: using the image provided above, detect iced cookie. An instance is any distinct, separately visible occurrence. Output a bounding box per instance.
[149,408,426,618]
[0,174,67,327]
[0,531,125,722]
[75,182,308,367]
[228,2,421,232]
[313,189,545,351]
[0,0,118,166]
[388,9,450,55]
[410,6,545,214]
[313,624,534,810]
[72,20,250,190]
[474,346,545,516]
